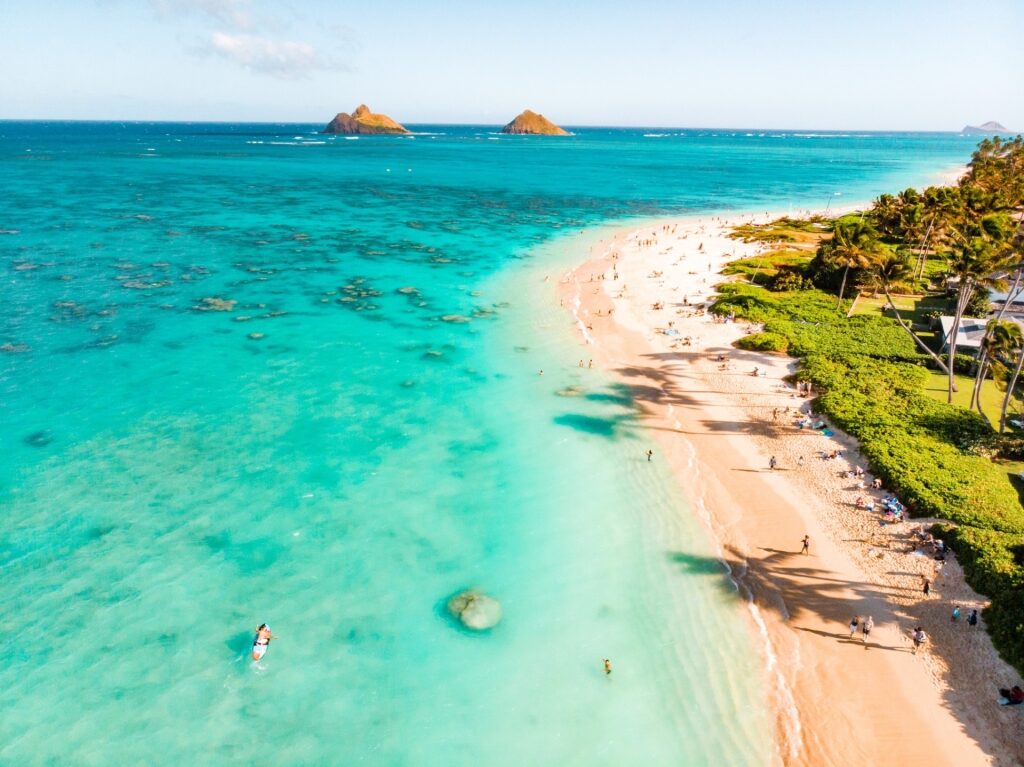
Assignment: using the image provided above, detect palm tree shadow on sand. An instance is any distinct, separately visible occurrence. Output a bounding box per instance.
[664,545,1005,759]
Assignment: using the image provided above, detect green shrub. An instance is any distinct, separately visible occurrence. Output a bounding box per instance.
[935,352,977,375]
[966,289,992,318]
[712,280,1024,674]
[736,332,789,352]
[767,267,811,292]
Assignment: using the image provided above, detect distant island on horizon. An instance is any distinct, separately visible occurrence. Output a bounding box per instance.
[322,104,409,135]
[962,120,1013,136]
[307,108,1011,136]
[320,105,570,136]
[500,110,569,136]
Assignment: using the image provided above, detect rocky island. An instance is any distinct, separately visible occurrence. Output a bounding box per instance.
[323,104,409,135]
[962,120,1012,135]
[500,109,569,136]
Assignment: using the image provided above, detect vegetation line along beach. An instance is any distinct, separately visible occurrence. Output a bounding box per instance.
[561,136,1024,766]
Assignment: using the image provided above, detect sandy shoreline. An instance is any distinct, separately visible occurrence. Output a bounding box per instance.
[556,212,1024,766]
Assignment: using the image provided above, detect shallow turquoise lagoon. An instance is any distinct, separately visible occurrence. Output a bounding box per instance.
[0,123,973,764]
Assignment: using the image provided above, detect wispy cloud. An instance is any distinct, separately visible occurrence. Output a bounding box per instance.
[152,0,353,78]
[208,32,342,78]
[152,0,254,30]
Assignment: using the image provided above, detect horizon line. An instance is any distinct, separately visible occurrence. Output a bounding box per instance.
[0,117,1014,135]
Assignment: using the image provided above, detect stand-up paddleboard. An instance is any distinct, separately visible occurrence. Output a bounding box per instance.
[252,624,271,661]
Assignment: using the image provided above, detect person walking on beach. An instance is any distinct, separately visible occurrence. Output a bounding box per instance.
[848,616,859,638]
[968,609,979,627]
[951,606,961,622]
[646,449,653,462]
[603,658,612,675]
[800,535,810,555]
[912,627,927,653]
[923,578,931,596]
[862,615,874,643]
[769,456,777,471]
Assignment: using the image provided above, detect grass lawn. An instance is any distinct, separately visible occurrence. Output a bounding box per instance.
[922,370,1023,429]
[850,293,950,328]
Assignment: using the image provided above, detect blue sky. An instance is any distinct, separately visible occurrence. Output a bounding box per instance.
[2,0,1022,129]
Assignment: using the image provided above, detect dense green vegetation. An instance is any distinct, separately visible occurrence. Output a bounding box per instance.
[736,331,789,352]
[723,249,814,285]
[713,135,1024,674]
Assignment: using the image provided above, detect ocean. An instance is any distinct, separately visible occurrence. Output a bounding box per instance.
[0,122,973,765]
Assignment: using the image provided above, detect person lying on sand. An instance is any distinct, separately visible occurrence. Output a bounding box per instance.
[998,685,1024,705]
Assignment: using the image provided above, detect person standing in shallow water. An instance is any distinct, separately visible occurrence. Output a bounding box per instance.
[603,659,612,675]
[646,449,653,462]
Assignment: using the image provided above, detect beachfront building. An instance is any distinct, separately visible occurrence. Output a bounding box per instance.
[938,316,989,355]
[988,288,1024,318]
[939,315,1024,355]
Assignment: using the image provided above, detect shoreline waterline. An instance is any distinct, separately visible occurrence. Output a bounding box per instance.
[553,211,802,761]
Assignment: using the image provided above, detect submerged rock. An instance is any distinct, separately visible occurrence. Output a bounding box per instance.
[447,590,502,631]
[122,280,172,290]
[24,430,53,448]
[440,314,471,323]
[194,297,237,312]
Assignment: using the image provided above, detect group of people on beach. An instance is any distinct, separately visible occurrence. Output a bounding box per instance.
[848,615,874,641]
[848,615,930,653]
[746,361,1000,664]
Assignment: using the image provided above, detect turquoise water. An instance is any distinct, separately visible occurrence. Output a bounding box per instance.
[1,123,974,765]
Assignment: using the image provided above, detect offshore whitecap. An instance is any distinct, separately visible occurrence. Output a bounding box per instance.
[0,123,971,765]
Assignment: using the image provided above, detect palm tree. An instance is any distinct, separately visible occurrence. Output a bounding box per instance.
[827,217,879,311]
[872,190,930,278]
[943,221,1015,403]
[868,251,949,373]
[1000,343,1024,432]
[969,267,1024,411]
[964,136,1024,211]
[972,319,1022,423]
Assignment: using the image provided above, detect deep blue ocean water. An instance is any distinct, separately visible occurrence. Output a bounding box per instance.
[0,122,975,765]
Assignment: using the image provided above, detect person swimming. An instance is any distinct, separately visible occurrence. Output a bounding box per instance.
[252,623,273,660]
